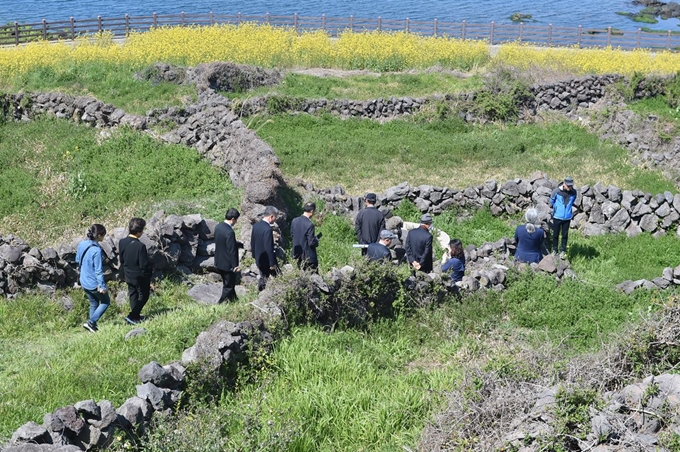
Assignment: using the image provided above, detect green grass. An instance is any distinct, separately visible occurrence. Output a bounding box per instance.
[629,95,680,124]
[254,114,675,194]
[0,61,196,115]
[0,118,240,246]
[228,72,483,101]
[0,279,257,440]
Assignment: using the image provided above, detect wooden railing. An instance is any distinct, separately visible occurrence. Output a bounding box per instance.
[1,12,679,50]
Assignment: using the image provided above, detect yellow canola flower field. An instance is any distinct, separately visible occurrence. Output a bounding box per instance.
[0,23,678,78]
[495,42,680,76]
[0,24,489,78]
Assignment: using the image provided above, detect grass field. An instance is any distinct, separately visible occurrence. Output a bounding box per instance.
[254,114,675,194]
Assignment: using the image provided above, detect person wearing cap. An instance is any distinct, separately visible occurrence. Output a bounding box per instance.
[405,214,434,273]
[250,205,280,291]
[367,230,396,262]
[291,202,321,271]
[549,177,577,259]
[355,193,385,255]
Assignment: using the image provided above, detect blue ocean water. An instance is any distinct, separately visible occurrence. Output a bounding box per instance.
[2,0,679,31]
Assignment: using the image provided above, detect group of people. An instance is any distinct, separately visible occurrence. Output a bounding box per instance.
[75,177,577,332]
[76,218,152,333]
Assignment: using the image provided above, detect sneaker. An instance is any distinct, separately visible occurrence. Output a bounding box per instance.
[125,316,138,325]
[83,322,97,333]
[559,251,567,260]
[136,315,146,323]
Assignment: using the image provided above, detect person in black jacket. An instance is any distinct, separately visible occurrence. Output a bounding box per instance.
[366,229,395,262]
[214,208,243,303]
[355,193,385,255]
[119,217,152,325]
[405,213,434,274]
[250,206,279,291]
[291,202,321,271]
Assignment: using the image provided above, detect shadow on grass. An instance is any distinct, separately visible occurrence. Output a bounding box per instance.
[568,242,600,260]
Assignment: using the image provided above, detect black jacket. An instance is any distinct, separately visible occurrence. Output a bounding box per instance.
[214,222,241,272]
[291,215,319,265]
[405,227,433,273]
[355,207,385,245]
[250,220,277,271]
[366,242,391,262]
[119,236,151,284]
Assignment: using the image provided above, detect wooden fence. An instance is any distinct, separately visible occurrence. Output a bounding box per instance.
[1,12,679,50]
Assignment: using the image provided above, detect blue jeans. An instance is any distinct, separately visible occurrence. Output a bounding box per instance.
[84,288,110,326]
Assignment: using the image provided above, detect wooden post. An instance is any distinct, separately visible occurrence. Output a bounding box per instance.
[577,25,582,47]
[266,12,270,25]
[126,14,130,36]
[636,27,641,49]
[434,18,438,37]
[97,15,102,33]
[153,12,158,29]
[42,19,47,40]
[461,20,466,40]
[378,16,382,32]
[350,15,354,31]
[548,23,553,46]
[237,12,242,26]
[405,17,409,34]
[294,12,298,33]
[70,17,75,40]
[14,21,19,46]
[181,11,185,26]
[667,30,672,50]
[519,22,523,43]
[322,14,326,31]
[607,26,611,47]
[490,21,495,45]
[210,11,214,26]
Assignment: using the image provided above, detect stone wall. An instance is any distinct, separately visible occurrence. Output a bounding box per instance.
[316,172,680,239]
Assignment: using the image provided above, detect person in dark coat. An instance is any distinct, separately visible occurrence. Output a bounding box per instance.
[119,217,152,325]
[514,207,546,264]
[291,202,321,271]
[355,193,385,254]
[405,213,434,273]
[250,205,280,291]
[366,229,395,262]
[214,208,243,303]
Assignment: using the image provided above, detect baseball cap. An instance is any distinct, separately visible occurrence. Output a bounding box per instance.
[564,177,574,186]
[380,230,396,240]
[365,193,377,202]
[420,213,433,224]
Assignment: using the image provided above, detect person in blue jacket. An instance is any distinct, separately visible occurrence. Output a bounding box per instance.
[442,238,465,283]
[75,224,110,333]
[550,177,577,259]
[514,208,546,264]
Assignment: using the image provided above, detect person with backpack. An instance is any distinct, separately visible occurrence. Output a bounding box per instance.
[75,224,110,333]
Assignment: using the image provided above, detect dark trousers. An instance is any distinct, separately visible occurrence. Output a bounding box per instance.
[552,218,571,253]
[295,257,318,273]
[218,270,237,303]
[257,266,278,291]
[127,277,150,320]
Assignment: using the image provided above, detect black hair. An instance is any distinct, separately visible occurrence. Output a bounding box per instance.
[86,224,107,240]
[225,208,240,221]
[128,217,146,235]
[448,238,464,259]
[303,202,316,213]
